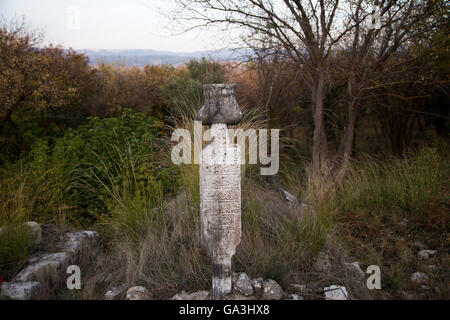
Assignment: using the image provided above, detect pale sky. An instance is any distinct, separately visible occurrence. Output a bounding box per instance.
[0,0,226,52]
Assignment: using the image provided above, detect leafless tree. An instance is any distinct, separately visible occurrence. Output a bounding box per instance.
[170,0,442,173]
[333,0,445,174]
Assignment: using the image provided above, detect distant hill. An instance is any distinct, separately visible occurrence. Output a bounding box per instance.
[78,49,250,66]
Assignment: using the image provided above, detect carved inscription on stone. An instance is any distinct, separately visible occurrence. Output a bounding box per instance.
[200,125,241,265]
[198,85,243,300]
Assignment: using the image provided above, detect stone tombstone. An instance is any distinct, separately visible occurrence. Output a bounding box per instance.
[198,84,243,300]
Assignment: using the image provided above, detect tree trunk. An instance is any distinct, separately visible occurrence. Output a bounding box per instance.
[337,100,357,176]
[337,73,358,178]
[311,72,329,172]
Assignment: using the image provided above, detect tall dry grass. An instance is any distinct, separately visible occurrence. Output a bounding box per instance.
[69,97,448,300]
[0,165,38,279]
[73,181,333,299]
[72,139,165,241]
[71,99,334,299]
[332,148,449,299]
[338,148,448,219]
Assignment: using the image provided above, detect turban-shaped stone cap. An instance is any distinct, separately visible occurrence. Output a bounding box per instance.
[196,84,243,125]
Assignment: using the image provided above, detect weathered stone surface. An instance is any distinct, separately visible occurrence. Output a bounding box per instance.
[252,277,264,297]
[344,261,365,279]
[262,279,284,300]
[324,285,349,300]
[0,281,40,300]
[105,284,128,300]
[56,230,99,257]
[418,250,437,260]
[23,221,42,245]
[410,272,429,284]
[126,286,152,300]
[187,291,210,300]
[172,291,210,300]
[200,123,241,299]
[81,230,99,239]
[232,273,253,296]
[223,292,254,300]
[196,84,243,125]
[280,188,298,204]
[14,252,69,282]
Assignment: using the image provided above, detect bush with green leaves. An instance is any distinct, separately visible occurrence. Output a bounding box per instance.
[13,109,179,225]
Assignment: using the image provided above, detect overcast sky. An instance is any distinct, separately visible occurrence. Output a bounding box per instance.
[1,0,225,52]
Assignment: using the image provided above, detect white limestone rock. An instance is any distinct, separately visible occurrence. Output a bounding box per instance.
[56,230,99,257]
[81,230,99,239]
[344,261,365,279]
[14,252,69,282]
[262,279,284,300]
[0,281,40,300]
[186,291,210,300]
[172,291,210,300]
[324,285,349,300]
[280,188,298,204]
[410,272,429,284]
[105,284,128,300]
[252,277,264,297]
[418,250,437,260]
[126,286,152,300]
[232,272,254,296]
[223,292,254,300]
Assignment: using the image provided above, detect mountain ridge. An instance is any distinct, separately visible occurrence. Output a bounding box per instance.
[78,48,250,66]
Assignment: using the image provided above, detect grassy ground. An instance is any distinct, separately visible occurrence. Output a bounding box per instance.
[60,146,448,300]
[1,117,448,299]
[333,149,449,299]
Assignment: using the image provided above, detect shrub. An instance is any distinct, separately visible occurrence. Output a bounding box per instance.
[51,109,176,223]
